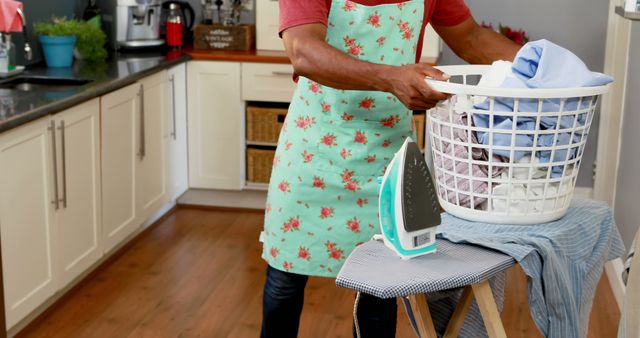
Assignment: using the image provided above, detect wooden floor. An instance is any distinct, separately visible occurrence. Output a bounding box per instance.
[17,208,620,338]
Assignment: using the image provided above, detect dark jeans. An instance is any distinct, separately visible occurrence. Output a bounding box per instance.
[261,265,397,338]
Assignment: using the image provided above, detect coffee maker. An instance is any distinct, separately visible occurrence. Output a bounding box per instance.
[98,0,164,49]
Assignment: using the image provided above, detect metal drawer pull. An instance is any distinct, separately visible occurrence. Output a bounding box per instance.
[271,71,293,76]
[169,75,177,140]
[48,120,59,210]
[57,121,67,208]
[138,84,146,159]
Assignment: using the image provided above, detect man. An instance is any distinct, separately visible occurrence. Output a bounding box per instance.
[260,1,520,337]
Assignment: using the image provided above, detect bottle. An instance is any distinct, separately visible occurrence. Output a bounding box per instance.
[165,4,184,49]
[0,34,9,74]
[5,34,16,71]
[82,0,100,21]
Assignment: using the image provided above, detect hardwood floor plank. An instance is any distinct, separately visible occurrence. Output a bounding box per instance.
[16,207,620,338]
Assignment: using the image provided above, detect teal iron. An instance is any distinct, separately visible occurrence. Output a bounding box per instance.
[378,138,441,259]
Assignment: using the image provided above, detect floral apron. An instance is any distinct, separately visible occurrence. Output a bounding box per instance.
[262,0,424,277]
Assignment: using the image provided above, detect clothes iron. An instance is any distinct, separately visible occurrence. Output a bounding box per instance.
[378,137,441,259]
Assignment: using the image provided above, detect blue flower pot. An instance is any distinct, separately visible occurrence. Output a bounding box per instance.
[39,35,77,68]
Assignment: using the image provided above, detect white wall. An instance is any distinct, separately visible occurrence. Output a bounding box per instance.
[614,21,640,250]
[438,0,610,188]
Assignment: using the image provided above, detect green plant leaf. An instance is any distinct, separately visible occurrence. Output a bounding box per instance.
[34,17,107,62]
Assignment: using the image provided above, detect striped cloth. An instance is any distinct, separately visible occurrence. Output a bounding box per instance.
[438,198,625,338]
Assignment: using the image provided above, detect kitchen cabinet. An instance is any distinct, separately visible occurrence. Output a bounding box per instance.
[187,61,243,190]
[241,63,296,103]
[102,72,170,254]
[52,100,102,291]
[166,64,189,201]
[101,83,142,254]
[137,71,169,221]
[0,99,101,329]
[0,118,57,329]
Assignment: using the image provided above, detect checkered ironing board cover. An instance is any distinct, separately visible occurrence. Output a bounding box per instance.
[336,239,515,299]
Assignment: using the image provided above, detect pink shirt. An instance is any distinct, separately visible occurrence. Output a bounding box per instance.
[279,0,471,62]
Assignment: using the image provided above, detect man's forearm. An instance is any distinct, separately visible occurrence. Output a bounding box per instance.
[287,34,394,92]
[435,18,521,65]
[462,27,521,64]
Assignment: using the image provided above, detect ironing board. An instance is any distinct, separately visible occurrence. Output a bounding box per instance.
[336,239,515,338]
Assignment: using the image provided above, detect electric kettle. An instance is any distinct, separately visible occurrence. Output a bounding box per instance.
[160,1,195,42]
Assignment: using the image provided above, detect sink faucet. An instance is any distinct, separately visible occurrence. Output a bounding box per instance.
[15,8,32,61]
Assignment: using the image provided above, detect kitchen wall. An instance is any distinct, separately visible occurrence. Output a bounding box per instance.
[438,0,610,188]
[614,21,640,249]
[13,0,256,66]
[13,0,77,66]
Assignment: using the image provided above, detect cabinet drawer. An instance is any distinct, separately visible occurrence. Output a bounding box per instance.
[241,63,296,103]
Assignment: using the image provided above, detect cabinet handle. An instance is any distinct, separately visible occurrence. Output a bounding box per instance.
[271,71,293,77]
[138,84,146,160]
[48,120,60,210]
[57,121,67,209]
[169,75,177,140]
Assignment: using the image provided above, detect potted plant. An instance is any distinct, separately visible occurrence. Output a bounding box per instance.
[34,17,107,68]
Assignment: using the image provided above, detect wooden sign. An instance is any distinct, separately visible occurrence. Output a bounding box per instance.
[194,24,256,51]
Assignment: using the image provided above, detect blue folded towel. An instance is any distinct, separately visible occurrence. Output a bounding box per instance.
[473,39,613,176]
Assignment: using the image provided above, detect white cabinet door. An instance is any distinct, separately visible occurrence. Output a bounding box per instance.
[167,63,189,201]
[256,0,283,51]
[137,72,169,221]
[187,61,244,190]
[101,83,141,254]
[0,118,57,329]
[54,99,102,288]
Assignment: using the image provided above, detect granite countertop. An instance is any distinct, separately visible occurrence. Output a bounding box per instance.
[0,51,191,134]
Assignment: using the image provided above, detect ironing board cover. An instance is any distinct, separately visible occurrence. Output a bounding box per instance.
[338,199,625,338]
[336,239,514,298]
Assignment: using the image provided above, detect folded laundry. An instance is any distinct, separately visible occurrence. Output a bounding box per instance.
[471,40,613,178]
[431,104,505,208]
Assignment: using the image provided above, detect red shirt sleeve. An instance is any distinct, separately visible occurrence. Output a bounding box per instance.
[429,0,471,27]
[279,0,330,35]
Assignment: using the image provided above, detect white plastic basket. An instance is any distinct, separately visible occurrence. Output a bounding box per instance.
[425,65,610,224]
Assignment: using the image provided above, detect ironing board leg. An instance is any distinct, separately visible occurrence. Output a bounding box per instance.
[471,281,507,338]
[407,293,438,338]
[443,285,474,338]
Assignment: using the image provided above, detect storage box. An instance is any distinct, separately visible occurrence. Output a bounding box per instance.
[413,113,425,150]
[246,106,287,144]
[194,24,255,51]
[247,147,275,183]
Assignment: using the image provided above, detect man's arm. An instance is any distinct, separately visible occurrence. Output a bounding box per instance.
[282,23,449,110]
[433,17,521,64]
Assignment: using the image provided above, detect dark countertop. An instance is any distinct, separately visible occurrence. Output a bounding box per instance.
[0,51,191,134]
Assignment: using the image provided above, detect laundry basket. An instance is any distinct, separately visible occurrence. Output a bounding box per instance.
[426,65,610,224]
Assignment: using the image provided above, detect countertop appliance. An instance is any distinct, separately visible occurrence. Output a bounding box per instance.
[160,1,195,45]
[377,138,441,259]
[98,0,164,49]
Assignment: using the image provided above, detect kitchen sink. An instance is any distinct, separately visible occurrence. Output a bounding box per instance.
[0,76,93,91]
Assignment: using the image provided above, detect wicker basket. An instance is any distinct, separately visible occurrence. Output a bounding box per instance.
[247,147,276,183]
[413,113,425,150]
[246,106,287,144]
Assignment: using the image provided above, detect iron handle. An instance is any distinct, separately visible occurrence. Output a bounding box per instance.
[57,121,67,208]
[169,75,177,140]
[138,84,146,159]
[48,120,60,210]
[271,71,293,77]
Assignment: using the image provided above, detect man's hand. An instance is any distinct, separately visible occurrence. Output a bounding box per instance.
[377,63,450,110]
[283,23,450,109]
